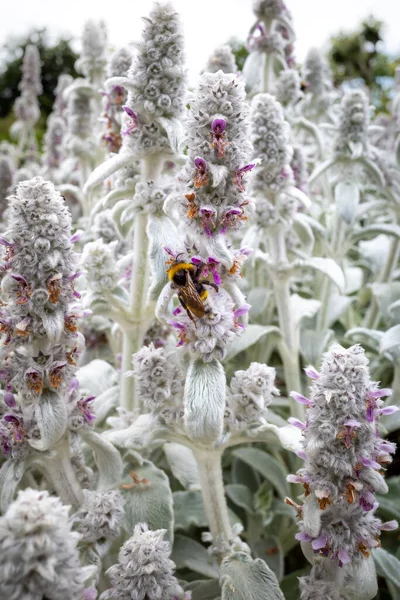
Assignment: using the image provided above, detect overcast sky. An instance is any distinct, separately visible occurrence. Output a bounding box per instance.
[1,0,400,81]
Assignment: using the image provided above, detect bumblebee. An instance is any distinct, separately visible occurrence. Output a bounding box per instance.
[167,259,218,325]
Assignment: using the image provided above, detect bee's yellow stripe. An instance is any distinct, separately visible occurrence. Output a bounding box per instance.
[167,262,195,280]
[200,289,208,300]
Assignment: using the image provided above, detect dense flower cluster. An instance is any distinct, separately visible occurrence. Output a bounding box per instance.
[113,1,186,157]
[180,71,253,239]
[205,45,237,74]
[334,89,370,158]
[71,489,125,544]
[0,178,86,455]
[80,239,120,294]
[157,249,250,362]
[102,47,133,154]
[0,488,91,600]
[250,93,293,194]
[100,523,188,600]
[131,344,183,417]
[225,362,279,432]
[288,345,398,596]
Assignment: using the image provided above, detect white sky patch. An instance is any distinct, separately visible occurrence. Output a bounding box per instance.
[1,0,399,85]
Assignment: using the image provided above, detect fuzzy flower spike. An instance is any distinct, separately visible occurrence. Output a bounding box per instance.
[178,70,254,263]
[0,488,94,599]
[100,522,188,600]
[287,344,398,600]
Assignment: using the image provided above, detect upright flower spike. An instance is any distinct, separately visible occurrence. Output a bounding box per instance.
[288,344,397,599]
[0,488,93,600]
[225,362,279,432]
[53,73,74,120]
[204,45,238,74]
[301,47,335,122]
[131,344,183,421]
[243,0,295,94]
[106,1,186,159]
[0,177,85,456]
[76,20,108,86]
[70,489,124,554]
[250,92,293,196]
[334,89,370,158]
[180,71,253,249]
[100,523,188,600]
[0,155,14,220]
[102,47,133,154]
[276,69,302,110]
[11,45,42,160]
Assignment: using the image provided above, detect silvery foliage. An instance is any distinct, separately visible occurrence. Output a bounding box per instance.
[0,488,94,600]
[100,523,188,600]
[2,0,400,599]
[288,345,398,599]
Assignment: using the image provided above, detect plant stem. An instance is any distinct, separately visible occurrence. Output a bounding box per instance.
[363,237,400,330]
[194,449,232,552]
[119,154,164,412]
[269,224,303,419]
[316,215,347,333]
[41,435,83,510]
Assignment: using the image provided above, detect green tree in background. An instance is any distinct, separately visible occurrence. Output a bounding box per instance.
[328,16,399,111]
[0,28,78,139]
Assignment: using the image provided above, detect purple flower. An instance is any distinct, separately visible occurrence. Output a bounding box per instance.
[211,118,227,158]
[290,391,311,405]
[380,520,398,531]
[337,547,351,567]
[288,417,306,430]
[3,384,16,408]
[312,535,328,551]
[122,105,138,136]
[78,396,96,424]
[199,206,216,237]
[359,490,375,512]
[193,157,208,188]
[234,163,255,191]
[295,532,312,542]
[304,365,319,380]
[211,118,226,134]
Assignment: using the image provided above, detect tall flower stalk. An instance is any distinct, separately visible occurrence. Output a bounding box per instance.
[287,344,398,598]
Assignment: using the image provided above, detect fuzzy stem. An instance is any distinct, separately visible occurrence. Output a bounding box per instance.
[316,215,347,332]
[363,237,400,330]
[269,225,303,419]
[260,18,274,94]
[41,436,83,510]
[194,449,232,550]
[119,154,164,411]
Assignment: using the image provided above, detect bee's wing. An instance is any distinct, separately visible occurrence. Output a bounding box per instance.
[180,272,206,319]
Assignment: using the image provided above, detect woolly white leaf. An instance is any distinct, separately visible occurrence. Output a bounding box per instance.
[184,359,226,444]
[81,429,122,491]
[303,257,345,293]
[171,534,219,579]
[29,391,68,451]
[380,324,400,356]
[225,324,280,360]
[163,443,200,491]
[220,551,285,600]
[83,153,132,194]
[0,459,27,513]
[232,448,289,498]
[335,181,360,225]
[121,457,174,543]
[77,359,118,398]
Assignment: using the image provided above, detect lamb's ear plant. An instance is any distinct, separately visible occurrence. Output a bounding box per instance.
[1,1,400,599]
[10,44,42,163]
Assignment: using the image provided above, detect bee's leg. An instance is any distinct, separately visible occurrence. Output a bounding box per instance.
[179,297,197,328]
[203,281,219,293]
